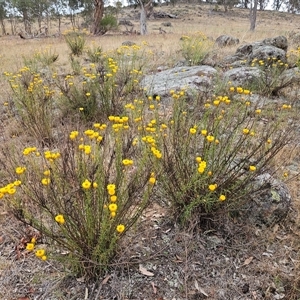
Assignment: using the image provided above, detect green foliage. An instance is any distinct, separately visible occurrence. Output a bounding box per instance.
[99,14,118,34]
[142,88,295,225]
[1,124,154,278]
[249,57,290,96]
[5,67,55,146]
[64,30,87,56]
[86,44,103,63]
[22,48,59,72]
[180,32,213,65]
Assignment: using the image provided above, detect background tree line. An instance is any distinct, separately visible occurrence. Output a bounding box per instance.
[0,0,298,36]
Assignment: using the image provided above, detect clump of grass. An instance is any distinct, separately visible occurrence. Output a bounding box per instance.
[64,30,88,56]
[180,31,213,65]
[22,47,59,72]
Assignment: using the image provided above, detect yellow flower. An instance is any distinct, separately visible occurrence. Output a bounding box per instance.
[249,165,256,172]
[116,224,125,233]
[206,135,215,142]
[41,178,50,186]
[229,86,235,92]
[31,237,36,244]
[196,156,202,163]
[122,159,134,166]
[26,243,35,251]
[243,89,250,95]
[16,166,26,175]
[43,170,50,176]
[201,129,207,136]
[219,195,226,201]
[255,109,261,114]
[55,214,65,225]
[86,92,91,97]
[35,249,45,258]
[189,128,197,134]
[208,184,217,191]
[149,176,156,184]
[93,182,98,188]
[107,184,116,190]
[110,195,117,202]
[41,255,47,261]
[243,128,250,135]
[108,203,118,212]
[82,179,91,189]
[110,212,116,218]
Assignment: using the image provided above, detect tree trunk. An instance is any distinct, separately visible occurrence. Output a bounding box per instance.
[249,0,258,31]
[139,0,147,35]
[92,0,104,35]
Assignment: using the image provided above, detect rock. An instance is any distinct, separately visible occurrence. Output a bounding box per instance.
[250,45,287,63]
[223,67,261,87]
[122,41,136,46]
[215,35,239,47]
[161,22,172,27]
[242,173,292,226]
[141,65,218,97]
[261,35,288,51]
[222,36,288,67]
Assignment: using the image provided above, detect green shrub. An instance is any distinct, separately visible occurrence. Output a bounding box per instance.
[64,30,87,56]
[180,32,213,65]
[99,14,118,34]
[136,87,295,225]
[250,57,289,96]
[0,122,154,278]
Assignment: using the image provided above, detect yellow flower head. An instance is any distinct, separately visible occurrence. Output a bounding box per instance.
[219,195,226,201]
[82,179,91,189]
[35,249,45,258]
[111,195,117,202]
[243,128,250,135]
[249,165,256,172]
[16,166,26,175]
[208,184,217,191]
[55,214,65,225]
[189,128,197,134]
[109,203,118,212]
[122,159,134,166]
[26,243,35,251]
[41,178,51,186]
[149,176,156,185]
[201,129,207,136]
[116,224,125,233]
[206,135,215,142]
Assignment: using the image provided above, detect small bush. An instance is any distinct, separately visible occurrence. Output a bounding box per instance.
[250,57,289,96]
[180,32,213,65]
[64,30,87,56]
[1,122,155,278]
[99,14,118,34]
[138,87,295,225]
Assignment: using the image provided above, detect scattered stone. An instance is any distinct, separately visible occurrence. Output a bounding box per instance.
[243,173,292,226]
[122,40,136,46]
[141,65,218,97]
[223,66,261,87]
[215,35,239,47]
[161,21,172,27]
